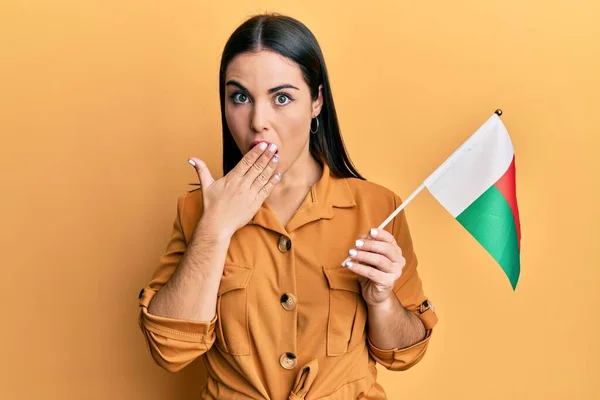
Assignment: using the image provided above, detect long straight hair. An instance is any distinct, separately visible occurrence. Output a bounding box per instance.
[218,13,365,180]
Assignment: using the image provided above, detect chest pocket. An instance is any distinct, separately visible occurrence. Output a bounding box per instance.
[323,266,368,356]
[216,263,253,356]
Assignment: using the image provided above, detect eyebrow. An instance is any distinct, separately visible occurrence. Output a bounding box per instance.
[226,80,300,94]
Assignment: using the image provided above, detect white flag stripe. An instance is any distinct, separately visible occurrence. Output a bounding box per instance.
[423,114,514,217]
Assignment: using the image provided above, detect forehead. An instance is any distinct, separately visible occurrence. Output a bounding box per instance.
[225,50,304,89]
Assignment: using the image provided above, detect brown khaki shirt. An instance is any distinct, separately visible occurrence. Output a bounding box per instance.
[138,161,438,399]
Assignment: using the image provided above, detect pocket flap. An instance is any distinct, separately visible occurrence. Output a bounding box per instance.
[218,263,253,296]
[323,266,361,293]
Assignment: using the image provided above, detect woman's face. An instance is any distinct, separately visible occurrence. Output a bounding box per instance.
[224,49,323,171]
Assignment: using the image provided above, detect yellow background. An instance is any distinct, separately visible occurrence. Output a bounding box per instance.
[1,1,598,399]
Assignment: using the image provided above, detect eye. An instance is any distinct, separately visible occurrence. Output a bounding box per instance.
[274,93,292,106]
[231,93,249,104]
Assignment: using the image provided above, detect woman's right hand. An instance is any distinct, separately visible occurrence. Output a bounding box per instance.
[187,142,281,238]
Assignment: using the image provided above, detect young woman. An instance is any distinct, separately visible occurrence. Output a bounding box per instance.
[138,13,437,400]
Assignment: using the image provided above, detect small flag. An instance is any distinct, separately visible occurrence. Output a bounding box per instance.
[424,113,521,289]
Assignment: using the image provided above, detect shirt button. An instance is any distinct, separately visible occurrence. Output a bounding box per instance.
[280,293,297,311]
[279,352,297,370]
[278,235,292,253]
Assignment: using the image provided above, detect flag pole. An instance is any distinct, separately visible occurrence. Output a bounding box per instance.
[340,109,505,268]
[340,183,426,267]
[376,183,426,230]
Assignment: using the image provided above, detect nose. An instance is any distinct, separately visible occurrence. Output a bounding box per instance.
[250,101,270,133]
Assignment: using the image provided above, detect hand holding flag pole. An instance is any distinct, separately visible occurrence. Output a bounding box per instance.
[341,109,522,290]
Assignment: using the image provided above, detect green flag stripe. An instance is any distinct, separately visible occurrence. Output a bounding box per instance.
[456,185,520,289]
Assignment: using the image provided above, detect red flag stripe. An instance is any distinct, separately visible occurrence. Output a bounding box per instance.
[493,156,521,248]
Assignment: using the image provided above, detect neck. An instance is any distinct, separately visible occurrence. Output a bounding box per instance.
[270,150,323,197]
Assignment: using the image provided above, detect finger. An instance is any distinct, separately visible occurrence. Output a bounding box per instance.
[348,249,396,273]
[367,228,396,244]
[354,238,402,262]
[230,141,269,177]
[249,145,279,190]
[344,261,391,285]
[243,143,278,185]
[188,158,214,189]
[256,171,282,201]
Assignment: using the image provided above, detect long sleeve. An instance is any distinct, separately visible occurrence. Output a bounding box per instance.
[367,193,438,371]
[137,192,216,372]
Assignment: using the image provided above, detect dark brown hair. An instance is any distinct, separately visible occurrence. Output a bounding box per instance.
[217,13,364,179]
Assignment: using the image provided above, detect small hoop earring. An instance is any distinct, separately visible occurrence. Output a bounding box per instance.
[310,117,319,134]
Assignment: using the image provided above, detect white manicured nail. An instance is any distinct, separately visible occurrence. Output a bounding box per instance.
[272,154,279,163]
[370,228,378,237]
[345,261,353,268]
[268,143,278,152]
[355,240,364,248]
[259,142,268,150]
[188,159,196,166]
[349,249,358,257]
[274,172,282,180]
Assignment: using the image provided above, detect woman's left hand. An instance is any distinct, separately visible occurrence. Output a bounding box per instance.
[345,228,406,307]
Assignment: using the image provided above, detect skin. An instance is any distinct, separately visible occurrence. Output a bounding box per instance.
[156,48,426,350]
[223,49,324,227]
[347,230,426,349]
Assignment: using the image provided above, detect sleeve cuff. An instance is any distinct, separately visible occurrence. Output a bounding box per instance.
[368,329,433,371]
[138,287,217,343]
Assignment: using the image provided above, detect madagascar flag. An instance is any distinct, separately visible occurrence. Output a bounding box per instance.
[424,114,522,289]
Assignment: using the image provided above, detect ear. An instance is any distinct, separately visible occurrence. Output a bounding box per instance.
[311,84,324,118]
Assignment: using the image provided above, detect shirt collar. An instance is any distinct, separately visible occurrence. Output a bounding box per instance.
[250,159,357,234]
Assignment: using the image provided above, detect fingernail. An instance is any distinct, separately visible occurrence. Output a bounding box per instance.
[274,172,282,180]
[188,159,196,167]
[272,154,279,163]
[355,240,364,248]
[345,261,353,268]
[349,249,358,257]
[259,142,268,150]
[268,143,278,152]
[370,228,378,237]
